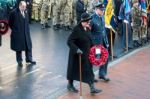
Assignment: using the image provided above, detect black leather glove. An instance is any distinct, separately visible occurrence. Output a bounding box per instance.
[77,48,83,54]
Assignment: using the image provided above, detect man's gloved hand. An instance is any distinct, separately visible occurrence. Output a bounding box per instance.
[77,49,83,54]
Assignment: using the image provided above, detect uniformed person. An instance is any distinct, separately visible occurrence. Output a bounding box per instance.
[59,0,67,28]
[91,2,110,82]
[32,0,41,21]
[63,0,73,30]
[48,0,52,19]
[131,0,142,47]
[52,0,60,30]
[40,0,50,29]
[76,0,86,23]
[72,0,77,25]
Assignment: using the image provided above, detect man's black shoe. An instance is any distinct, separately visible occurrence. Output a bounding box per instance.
[26,61,36,65]
[99,76,110,82]
[67,84,78,93]
[91,88,102,94]
[18,62,23,67]
[94,79,98,83]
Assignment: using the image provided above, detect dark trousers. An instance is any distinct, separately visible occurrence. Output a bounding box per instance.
[99,59,108,77]
[16,49,32,63]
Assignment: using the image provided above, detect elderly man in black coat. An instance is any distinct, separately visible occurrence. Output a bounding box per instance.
[67,12,101,94]
[9,1,36,66]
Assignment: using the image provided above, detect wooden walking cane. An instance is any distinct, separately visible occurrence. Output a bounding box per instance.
[110,29,113,61]
[79,53,83,99]
[125,22,128,52]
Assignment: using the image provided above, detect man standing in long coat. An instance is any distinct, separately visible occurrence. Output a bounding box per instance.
[9,1,36,66]
[67,12,101,94]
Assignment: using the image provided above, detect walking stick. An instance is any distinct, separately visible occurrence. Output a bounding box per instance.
[79,54,83,99]
[110,29,113,61]
[125,22,128,52]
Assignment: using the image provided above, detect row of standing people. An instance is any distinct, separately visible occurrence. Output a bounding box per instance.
[31,0,104,30]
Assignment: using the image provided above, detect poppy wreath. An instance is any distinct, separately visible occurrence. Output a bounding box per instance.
[89,44,109,66]
[0,20,9,35]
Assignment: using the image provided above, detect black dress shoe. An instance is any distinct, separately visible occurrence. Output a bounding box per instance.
[94,79,98,83]
[91,88,102,94]
[67,84,78,93]
[90,84,102,94]
[99,76,110,82]
[26,61,36,65]
[18,62,23,67]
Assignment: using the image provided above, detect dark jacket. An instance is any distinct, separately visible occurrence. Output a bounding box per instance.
[91,13,109,48]
[9,8,32,51]
[67,23,94,84]
[76,0,86,22]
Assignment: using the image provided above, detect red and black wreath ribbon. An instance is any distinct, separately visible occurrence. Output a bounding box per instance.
[89,45,109,66]
[0,20,9,35]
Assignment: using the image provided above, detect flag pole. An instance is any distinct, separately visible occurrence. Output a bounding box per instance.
[110,29,113,61]
[126,22,128,52]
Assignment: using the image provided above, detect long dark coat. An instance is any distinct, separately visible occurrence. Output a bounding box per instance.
[9,8,32,51]
[67,23,94,84]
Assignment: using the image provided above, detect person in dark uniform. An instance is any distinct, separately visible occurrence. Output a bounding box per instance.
[76,0,86,24]
[91,2,110,82]
[67,12,102,94]
[9,1,36,66]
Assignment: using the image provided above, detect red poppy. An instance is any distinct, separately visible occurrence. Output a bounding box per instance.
[0,20,9,35]
[89,45,109,66]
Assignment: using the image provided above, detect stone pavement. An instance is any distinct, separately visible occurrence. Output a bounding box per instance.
[57,45,150,99]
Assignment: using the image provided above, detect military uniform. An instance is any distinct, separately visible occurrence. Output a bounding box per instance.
[63,0,73,30]
[52,0,61,30]
[131,3,142,43]
[32,0,41,21]
[40,0,50,29]
[72,0,77,25]
[48,0,53,19]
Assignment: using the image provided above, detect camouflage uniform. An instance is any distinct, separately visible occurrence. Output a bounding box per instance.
[40,0,50,29]
[52,0,60,29]
[63,0,73,30]
[48,0,52,19]
[131,1,142,46]
[72,0,77,25]
[32,0,41,21]
[59,0,67,27]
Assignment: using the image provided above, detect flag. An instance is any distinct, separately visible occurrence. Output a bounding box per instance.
[140,0,147,17]
[123,0,131,16]
[104,0,116,32]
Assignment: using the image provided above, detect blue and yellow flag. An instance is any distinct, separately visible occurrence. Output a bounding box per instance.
[104,0,116,32]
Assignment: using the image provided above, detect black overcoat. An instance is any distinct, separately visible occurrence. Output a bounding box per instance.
[67,23,94,84]
[9,8,32,51]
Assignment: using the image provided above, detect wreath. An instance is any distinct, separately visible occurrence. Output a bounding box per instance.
[0,20,9,35]
[89,44,109,66]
